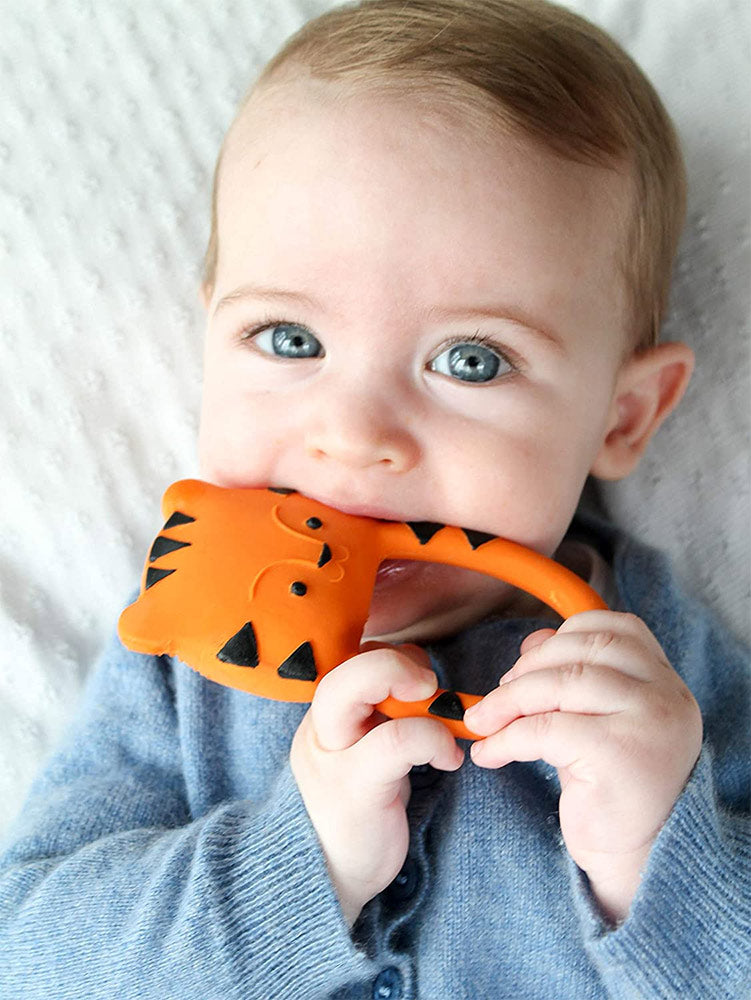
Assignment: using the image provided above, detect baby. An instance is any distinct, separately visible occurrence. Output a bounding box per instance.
[1,1,749,998]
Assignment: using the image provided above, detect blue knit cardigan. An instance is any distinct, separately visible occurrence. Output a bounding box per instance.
[1,516,749,999]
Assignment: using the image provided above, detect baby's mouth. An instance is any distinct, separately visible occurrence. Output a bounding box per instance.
[365,557,511,645]
[374,559,423,588]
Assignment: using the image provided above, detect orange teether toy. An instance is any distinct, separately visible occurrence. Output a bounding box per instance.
[118,480,607,740]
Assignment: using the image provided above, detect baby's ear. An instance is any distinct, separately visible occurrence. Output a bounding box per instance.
[591,341,694,481]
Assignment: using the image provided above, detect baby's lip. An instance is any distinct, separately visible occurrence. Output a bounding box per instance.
[304,493,405,523]
[269,483,440,526]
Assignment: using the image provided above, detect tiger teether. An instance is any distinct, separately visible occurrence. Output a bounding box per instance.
[118,480,607,739]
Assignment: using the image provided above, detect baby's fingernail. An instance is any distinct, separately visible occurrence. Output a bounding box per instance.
[463,705,482,728]
[408,668,437,697]
[419,666,437,687]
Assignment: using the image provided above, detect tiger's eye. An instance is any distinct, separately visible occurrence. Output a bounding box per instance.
[306,517,322,530]
[290,581,307,596]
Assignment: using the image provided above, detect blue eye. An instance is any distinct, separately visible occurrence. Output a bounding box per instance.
[430,340,510,383]
[251,323,323,359]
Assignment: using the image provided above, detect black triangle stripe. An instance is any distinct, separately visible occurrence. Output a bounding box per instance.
[163,511,195,529]
[428,690,465,721]
[216,622,259,668]
[278,642,318,681]
[406,522,445,545]
[149,536,191,562]
[145,566,176,590]
[318,543,332,567]
[461,528,497,550]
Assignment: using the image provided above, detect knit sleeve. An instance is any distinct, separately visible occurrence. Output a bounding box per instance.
[570,747,751,998]
[0,633,376,999]
[566,525,751,998]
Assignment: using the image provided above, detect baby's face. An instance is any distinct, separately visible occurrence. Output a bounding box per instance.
[199,79,633,642]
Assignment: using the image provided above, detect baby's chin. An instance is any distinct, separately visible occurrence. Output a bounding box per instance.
[361,560,514,646]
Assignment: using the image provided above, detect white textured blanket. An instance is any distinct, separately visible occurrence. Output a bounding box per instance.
[1,0,748,834]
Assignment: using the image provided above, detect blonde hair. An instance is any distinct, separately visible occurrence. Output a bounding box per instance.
[202,0,686,350]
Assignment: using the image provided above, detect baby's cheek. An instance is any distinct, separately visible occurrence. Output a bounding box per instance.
[476,462,584,557]
[197,426,265,488]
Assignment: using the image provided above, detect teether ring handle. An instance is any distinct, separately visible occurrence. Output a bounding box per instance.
[377,690,485,741]
[374,533,607,739]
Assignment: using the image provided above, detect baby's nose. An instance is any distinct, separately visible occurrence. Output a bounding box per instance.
[303,392,419,472]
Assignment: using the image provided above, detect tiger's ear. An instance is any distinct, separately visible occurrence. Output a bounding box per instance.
[591,341,694,481]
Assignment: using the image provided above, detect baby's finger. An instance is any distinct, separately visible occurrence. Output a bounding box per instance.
[470,710,612,770]
[464,662,641,737]
[312,645,438,752]
[518,628,556,657]
[556,611,668,660]
[506,622,669,685]
[351,716,464,800]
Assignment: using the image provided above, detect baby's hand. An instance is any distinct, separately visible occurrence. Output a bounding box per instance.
[290,644,464,927]
[463,611,703,924]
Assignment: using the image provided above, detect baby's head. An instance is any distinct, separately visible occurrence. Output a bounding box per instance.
[203,0,687,351]
[197,0,694,641]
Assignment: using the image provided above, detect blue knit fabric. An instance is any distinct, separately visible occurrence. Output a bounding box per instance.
[1,517,749,999]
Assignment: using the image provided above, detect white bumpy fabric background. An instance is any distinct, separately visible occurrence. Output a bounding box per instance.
[0,0,749,834]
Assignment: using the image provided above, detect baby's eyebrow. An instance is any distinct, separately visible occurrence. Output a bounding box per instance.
[427,302,565,352]
[213,284,564,351]
[213,284,323,315]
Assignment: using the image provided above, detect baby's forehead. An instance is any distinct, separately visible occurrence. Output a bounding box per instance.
[211,76,634,351]
[224,72,515,166]
[220,75,632,230]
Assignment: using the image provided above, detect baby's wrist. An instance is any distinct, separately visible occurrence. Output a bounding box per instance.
[329,872,367,929]
[582,846,651,925]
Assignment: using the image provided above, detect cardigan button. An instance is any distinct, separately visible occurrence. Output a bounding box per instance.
[383,858,419,907]
[372,967,403,999]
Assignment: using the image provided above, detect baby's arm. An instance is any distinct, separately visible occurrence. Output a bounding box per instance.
[0,634,377,999]
[465,611,703,921]
[290,643,464,926]
[465,608,751,996]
